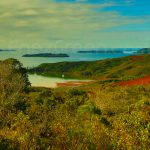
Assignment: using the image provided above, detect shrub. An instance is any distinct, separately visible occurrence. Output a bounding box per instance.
[107,110,115,117]
[77,102,102,115]
[100,117,111,126]
[68,89,86,97]
[0,59,30,108]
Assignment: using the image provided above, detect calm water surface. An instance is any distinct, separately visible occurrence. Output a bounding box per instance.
[29,74,90,88]
[0,48,137,67]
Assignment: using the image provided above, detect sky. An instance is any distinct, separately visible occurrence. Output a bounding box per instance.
[0,0,150,49]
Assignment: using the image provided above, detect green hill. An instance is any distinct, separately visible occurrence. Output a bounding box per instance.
[30,54,150,80]
[136,48,150,54]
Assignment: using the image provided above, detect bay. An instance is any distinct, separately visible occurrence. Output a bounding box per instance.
[0,48,139,88]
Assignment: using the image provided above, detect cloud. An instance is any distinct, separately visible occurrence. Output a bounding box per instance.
[0,0,149,48]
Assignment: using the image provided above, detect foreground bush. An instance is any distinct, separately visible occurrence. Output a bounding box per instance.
[0,59,30,109]
[0,59,150,150]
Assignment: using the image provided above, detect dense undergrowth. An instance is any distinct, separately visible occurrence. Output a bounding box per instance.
[0,59,150,150]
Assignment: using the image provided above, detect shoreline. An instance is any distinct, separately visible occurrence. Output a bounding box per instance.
[31,81,92,88]
[29,74,92,88]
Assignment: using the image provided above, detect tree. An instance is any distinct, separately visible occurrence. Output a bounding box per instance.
[0,58,30,107]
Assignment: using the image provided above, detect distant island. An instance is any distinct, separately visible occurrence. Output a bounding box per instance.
[0,49,16,52]
[22,53,70,57]
[135,48,150,54]
[78,50,124,53]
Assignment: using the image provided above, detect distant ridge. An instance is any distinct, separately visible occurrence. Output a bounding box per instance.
[135,48,150,54]
[78,50,124,53]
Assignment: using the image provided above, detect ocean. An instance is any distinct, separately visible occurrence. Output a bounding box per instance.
[0,48,139,67]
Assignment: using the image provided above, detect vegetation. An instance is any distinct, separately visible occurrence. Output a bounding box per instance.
[22,53,69,58]
[135,48,150,54]
[0,59,30,106]
[0,58,150,149]
[30,54,150,80]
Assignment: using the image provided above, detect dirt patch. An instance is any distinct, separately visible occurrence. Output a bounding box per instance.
[56,81,91,87]
[117,75,150,86]
[131,55,144,62]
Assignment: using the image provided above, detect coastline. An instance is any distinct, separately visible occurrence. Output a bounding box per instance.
[31,81,92,88]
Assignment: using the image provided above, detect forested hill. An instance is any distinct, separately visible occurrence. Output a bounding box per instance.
[135,48,150,54]
[30,54,150,80]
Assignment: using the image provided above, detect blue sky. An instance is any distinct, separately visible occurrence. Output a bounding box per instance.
[56,0,150,16]
[0,0,149,48]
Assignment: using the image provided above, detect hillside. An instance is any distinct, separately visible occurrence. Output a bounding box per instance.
[30,54,150,81]
[0,58,150,149]
[136,48,150,54]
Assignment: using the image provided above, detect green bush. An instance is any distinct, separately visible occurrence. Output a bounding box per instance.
[77,102,102,115]
[100,117,111,126]
[68,89,86,97]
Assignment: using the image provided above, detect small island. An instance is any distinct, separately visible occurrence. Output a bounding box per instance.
[78,50,123,53]
[0,49,16,52]
[22,53,70,58]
